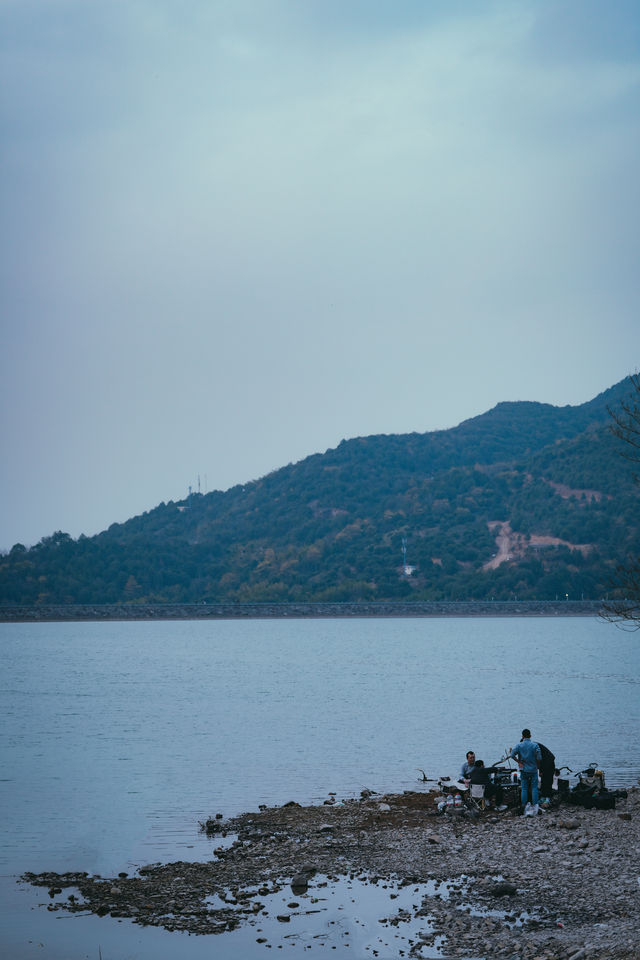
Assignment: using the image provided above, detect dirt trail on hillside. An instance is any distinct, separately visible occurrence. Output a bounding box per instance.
[483,522,514,570]
[483,522,592,571]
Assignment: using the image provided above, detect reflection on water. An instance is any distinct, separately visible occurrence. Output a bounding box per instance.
[1,616,639,958]
[208,873,445,956]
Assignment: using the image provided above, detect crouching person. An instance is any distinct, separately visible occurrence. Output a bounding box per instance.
[470,760,506,809]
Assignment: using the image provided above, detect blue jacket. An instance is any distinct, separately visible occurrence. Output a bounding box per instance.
[511,738,541,773]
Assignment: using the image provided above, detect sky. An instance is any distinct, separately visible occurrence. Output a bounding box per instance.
[1,0,639,551]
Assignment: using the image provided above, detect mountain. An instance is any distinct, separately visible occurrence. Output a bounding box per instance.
[2,377,638,605]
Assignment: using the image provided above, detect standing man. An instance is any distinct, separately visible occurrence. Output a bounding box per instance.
[510,729,542,812]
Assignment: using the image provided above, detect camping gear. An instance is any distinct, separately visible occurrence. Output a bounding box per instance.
[576,793,616,810]
[568,763,619,809]
[578,765,606,791]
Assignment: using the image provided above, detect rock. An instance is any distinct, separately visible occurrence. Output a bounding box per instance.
[202,819,224,834]
[560,818,580,829]
[618,813,632,821]
[291,868,316,895]
[276,914,290,922]
[378,803,391,812]
[489,882,517,897]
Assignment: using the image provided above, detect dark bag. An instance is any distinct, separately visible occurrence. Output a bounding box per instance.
[568,786,616,810]
[581,793,616,810]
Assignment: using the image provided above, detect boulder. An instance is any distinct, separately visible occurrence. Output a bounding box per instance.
[489,881,517,897]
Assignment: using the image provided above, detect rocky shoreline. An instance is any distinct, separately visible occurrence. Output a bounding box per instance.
[23,786,639,958]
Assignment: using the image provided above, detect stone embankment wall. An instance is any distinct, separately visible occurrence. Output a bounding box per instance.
[0,600,603,621]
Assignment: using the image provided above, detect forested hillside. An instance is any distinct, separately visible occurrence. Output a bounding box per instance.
[2,378,638,605]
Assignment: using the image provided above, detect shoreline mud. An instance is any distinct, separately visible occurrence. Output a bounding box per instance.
[23,785,640,958]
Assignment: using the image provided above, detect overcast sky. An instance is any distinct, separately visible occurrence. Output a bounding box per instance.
[1,0,639,551]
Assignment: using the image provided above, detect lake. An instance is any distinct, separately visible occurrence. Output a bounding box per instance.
[1,616,638,958]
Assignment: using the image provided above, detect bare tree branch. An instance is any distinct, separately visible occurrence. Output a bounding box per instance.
[602,559,640,630]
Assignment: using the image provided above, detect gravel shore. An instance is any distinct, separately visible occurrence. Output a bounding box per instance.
[24,786,640,958]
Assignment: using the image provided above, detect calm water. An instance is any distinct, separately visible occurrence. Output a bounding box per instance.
[1,617,638,958]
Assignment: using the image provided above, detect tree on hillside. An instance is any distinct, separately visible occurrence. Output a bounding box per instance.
[604,372,640,628]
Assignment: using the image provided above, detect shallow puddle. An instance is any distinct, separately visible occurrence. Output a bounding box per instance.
[215,873,448,956]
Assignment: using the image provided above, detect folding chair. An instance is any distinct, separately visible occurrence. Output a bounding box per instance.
[469,783,486,810]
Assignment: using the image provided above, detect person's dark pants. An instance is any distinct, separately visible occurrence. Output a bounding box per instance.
[485,783,503,805]
[540,764,554,798]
